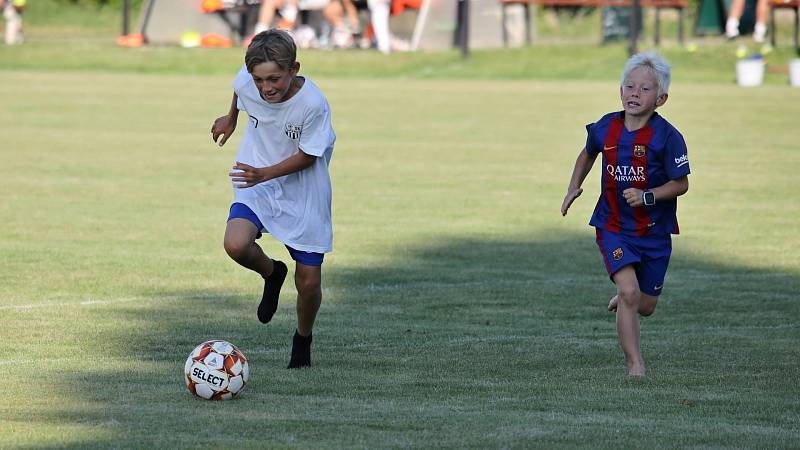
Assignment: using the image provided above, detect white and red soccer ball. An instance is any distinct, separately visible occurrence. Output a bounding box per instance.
[184,340,249,400]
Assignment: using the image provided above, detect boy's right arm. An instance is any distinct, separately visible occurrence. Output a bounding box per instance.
[561,148,597,216]
[211,93,239,147]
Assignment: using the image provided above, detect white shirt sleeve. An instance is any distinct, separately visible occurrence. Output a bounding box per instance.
[232,65,250,111]
[298,103,334,158]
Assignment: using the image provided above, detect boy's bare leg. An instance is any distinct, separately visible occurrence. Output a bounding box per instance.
[612,266,646,377]
[224,219,274,278]
[288,262,321,368]
[295,263,322,336]
[224,218,287,323]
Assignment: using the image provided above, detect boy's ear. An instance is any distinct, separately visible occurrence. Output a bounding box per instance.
[656,93,668,107]
[291,61,300,75]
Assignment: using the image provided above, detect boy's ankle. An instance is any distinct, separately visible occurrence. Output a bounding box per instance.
[257,261,287,324]
[288,329,312,369]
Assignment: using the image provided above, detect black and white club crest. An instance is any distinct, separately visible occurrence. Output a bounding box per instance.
[284,123,302,140]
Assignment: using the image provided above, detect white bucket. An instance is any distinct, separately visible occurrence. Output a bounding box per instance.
[736,59,765,87]
[789,59,800,87]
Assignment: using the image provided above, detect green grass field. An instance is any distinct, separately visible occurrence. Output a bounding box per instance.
[1,6,800,448]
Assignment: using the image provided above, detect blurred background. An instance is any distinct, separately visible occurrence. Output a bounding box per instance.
[3,0,799,85]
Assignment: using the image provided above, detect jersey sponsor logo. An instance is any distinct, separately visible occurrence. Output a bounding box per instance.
[603,145,617,151]
[284,122,302,140]
[634,145,647,157]
[606,164,646,182]
[674,154,689,167]
[248,114,260,128]
[612,247,624,260]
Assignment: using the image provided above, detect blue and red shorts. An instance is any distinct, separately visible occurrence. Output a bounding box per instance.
[595,227,671,297]
[228,203,324,267]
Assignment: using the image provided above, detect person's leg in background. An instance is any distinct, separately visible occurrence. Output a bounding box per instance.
[367,0,391,53]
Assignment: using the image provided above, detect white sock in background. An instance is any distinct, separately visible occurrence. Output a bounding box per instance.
[726,18,740,38]
[753,22,767,43]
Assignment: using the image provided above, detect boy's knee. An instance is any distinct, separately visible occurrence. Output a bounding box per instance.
[639,304,657,317]
[295,272,321,296]
[617,286,641,307]
[638,296,658,316]
[224,237,249,261]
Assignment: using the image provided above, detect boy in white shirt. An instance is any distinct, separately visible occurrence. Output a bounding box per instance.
[211,29,336,369]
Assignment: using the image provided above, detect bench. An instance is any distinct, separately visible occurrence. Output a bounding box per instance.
[770,0,800,52]
[499,0,688,46]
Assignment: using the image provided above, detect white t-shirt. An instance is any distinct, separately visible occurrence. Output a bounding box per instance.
[231,65,335,253]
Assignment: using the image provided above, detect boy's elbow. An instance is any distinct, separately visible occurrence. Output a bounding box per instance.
[299,150,317,168]
[679,177,689,196]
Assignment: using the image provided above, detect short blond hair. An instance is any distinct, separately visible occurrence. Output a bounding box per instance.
[621,52,671,96]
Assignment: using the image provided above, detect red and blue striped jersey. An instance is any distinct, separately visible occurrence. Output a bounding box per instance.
[585,111,690,236]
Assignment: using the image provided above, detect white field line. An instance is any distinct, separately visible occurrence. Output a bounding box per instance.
[0,297,143,310]
[0,291,301,311]
[0,289,280,310]
[0,294,205,311]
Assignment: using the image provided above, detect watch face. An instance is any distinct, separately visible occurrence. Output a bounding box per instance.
[644,191,655,205]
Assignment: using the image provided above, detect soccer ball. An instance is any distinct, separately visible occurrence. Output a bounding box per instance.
[184,340,249,400]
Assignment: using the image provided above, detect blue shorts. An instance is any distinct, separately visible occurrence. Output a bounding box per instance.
[228,203,324,267]
[595,228,672,297]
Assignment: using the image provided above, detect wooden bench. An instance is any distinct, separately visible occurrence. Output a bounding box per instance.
[499,0,688,46]
[770,0,800,52]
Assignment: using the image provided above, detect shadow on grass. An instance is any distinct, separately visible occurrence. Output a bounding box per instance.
[37,231,800,448]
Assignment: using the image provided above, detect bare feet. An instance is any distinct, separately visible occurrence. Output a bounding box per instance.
[626,366,646,377]
[608,294,619,312]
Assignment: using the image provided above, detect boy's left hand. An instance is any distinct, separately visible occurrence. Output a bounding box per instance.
[230,162,266,188]
[623,188,644,207]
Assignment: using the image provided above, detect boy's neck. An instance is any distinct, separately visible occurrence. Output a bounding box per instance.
[623,110,655,131]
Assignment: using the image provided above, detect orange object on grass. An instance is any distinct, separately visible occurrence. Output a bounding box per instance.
[116,33,145,48]
[391,0,422,15]
[201,0,225,13]
[201,33,233,48]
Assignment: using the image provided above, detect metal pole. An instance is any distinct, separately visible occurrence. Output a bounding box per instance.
[122,0,130,35]
[628,0,640,56]
[457,0,470,58]
[795,5,799,55]
[654,8,660,46]
[140,0,158,42]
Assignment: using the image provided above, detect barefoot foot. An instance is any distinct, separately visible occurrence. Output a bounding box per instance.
[626,366,646,377]
[608,294,619,312]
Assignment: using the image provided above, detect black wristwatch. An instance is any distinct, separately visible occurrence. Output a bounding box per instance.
[642,190,656,206]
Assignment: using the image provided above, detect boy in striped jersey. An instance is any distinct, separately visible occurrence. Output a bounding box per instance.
[561,52,690,377]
